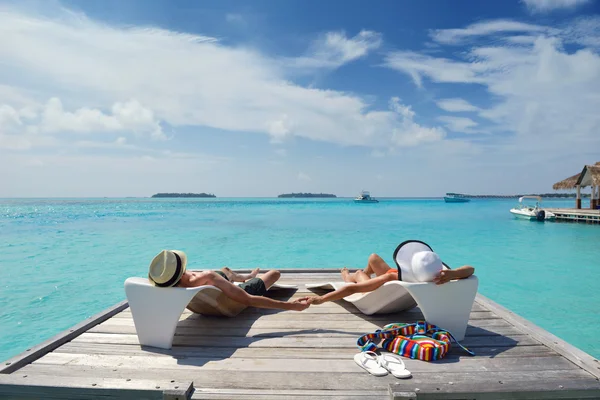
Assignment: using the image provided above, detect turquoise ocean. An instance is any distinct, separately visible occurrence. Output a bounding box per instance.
[1,197,599,362]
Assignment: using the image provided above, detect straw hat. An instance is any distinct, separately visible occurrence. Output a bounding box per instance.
[393,240,446,282]
[148,249,188,287]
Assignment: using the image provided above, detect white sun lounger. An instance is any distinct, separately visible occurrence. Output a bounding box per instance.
[306,276,478,340]
[305,281,418,315]
[307,240,479,340]
[124,277,297,349]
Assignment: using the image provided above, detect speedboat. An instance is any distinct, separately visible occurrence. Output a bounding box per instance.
[510,196,556,221]
[443,193,471,203]
[354,190,379,203]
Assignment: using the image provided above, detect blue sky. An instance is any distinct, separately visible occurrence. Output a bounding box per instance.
[1,0,599,197]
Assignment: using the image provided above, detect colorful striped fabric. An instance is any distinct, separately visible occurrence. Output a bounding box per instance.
[356,321,475,361]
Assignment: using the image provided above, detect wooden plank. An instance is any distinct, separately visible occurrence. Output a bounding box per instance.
[33,352,578,374]
[0,300,129,375]
[476,294,600,379]
[0,374,192,400]
[389,375,600,399]
[192,388,387,400]
[89,314,510,331]
[15,365,597,392]
[71,332,540,348]
[113,309,498,321]
[88,323,526,338]
[54,342,557,359]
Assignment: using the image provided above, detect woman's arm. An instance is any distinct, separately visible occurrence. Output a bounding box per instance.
[433,265,475,285]
[309,274,393,305]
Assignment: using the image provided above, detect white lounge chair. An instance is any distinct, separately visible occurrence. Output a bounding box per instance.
[124,276,297,349]
[307,240,479,340]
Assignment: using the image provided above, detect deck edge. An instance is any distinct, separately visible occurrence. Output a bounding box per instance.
[475,293,600,379]
[0,300,129,374]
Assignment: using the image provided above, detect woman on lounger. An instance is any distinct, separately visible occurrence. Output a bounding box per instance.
[148,249,311,311]
[308,251,474,305]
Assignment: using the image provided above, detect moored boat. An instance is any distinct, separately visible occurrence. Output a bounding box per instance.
[510,196,556,221]
[444,193,471,203]
[354,190,379,203]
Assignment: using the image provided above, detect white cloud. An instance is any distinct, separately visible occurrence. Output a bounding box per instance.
[0,97,165,148]
[38,98,165,139]
[297,172,311,181]
[383,51,484,87]
[561,17,600,48]
[274,148,287,157]
[431,20,549,45]
[388,98,446,146]
[522,0,590,13]
[436,98,480,112]
[385,25,600,152]
[0,104,22,133]
[288,30,382,69]
[0,8,442,151]
[266,114,294,143]
[437,116,480,134]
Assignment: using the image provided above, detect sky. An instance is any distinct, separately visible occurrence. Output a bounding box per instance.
[1,0,599,197]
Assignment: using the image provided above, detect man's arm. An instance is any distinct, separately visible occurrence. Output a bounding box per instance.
[309,274,394,305]
[205,272,309,311]
[433,265,475,285]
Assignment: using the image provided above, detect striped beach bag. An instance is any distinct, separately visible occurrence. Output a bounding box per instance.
[356,321,475,361]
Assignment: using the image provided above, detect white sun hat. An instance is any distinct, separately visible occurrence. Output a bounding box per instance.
[393,240,447,282]
[148,249,188,287]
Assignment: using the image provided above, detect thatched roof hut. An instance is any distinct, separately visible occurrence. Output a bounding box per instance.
[577,165,600,188]
[553,161,600,190]
[552,172,581,190]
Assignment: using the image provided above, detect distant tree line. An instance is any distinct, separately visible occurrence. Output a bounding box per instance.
[152,193,216,198]
[278,193,337,198]
[460,193,590,198]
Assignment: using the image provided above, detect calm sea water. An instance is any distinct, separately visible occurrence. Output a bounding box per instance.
[1,197,598,362]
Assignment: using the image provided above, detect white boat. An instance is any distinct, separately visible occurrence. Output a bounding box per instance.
[354,190,379,203]
[509,196,556,221]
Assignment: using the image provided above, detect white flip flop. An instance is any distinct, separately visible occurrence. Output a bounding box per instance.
[380,353,412,379]
[353,351,388,377]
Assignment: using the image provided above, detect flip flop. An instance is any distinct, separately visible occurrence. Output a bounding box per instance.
[380,353,412,379]
[353,351,388,377]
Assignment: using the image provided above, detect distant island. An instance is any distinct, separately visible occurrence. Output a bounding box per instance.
[278,193,337,198]
[152,193,216,198]
[447,192,589,199]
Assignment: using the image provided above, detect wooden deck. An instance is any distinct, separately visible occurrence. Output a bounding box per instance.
[546,208,600,224]
[2,269,600,399]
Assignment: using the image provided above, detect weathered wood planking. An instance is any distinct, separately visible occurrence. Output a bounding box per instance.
[11,365,600,392]
[54,342,558,359]
[31,352,579,374]
[0,374,192,400]
[0,300,128,375]
[2,269,600,400]
[70,331,541,347]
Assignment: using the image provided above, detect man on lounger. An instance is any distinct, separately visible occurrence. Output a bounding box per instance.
[148,249,310,311]
[307,251,475,305]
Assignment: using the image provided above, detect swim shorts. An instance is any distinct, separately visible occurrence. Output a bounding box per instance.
[214,271,267,296]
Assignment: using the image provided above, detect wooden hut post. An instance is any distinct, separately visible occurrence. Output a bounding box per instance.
[576,185,581,209]
[592,185,597,209]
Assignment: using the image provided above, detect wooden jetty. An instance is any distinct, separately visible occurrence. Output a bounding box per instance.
[1,269,600,399]
[546,208,600,224]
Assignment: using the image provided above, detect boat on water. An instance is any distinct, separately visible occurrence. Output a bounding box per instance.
[354,190,379,203]
[444,193,471,203]
[509,196,556,221]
